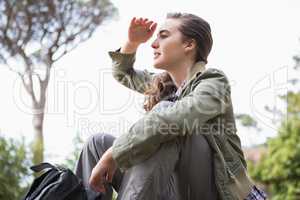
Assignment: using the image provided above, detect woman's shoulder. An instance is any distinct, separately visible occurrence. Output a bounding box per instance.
[202,67,227,76]
[199,67,229,83]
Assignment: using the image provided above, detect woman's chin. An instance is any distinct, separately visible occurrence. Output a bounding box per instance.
[153,64,160,69]
[153,60,163,69]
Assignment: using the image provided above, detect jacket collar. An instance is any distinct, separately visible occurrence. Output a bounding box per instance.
[186,60,206,82]
[175,61,206,97]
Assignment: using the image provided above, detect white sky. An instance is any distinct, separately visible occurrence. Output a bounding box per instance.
[0,0,299,162]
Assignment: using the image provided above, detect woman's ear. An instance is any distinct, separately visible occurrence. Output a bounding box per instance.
[184,38,197,53]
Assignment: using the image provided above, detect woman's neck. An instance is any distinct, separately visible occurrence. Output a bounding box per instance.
[168,59,195,88]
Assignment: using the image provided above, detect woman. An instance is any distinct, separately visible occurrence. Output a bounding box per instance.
[75,13,267,200]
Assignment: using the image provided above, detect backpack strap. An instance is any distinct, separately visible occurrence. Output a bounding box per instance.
[30,162,58,173]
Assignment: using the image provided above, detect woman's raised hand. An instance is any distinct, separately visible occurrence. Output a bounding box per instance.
[128,17,157,45]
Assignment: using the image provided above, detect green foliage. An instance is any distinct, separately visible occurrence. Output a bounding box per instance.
[285,91,300,114]
[249,116,300,199]
[31,136,44,165]
[63,132,84,171]
[247,54,300,199]
[235,113,259,129]
[0,135,32,200]
[113,190,117,200]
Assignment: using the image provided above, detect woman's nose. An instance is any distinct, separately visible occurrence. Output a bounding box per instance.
[151,39,159,49]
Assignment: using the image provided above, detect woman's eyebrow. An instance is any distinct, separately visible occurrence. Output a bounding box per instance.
[157,30,170,36]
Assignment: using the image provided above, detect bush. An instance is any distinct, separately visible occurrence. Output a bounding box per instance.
[0,135,32,200]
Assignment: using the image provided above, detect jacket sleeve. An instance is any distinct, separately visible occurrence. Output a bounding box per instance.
[108,48,156,94]
[112,69,232,170]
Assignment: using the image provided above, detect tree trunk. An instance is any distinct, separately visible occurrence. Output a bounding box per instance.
[32,106,45,164]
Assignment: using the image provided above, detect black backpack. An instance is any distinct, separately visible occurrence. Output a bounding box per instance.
[22,162,88,200]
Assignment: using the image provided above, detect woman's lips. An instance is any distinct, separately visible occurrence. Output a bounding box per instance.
[154,52,161,59]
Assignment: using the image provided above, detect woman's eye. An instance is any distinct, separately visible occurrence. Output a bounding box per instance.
[159,34,168,39]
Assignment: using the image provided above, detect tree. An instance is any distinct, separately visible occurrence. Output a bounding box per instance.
[0,0,117,164]
[63,132,84,171]
[247,51,300,199]
[0,135,32,200]
[235,113,261,132]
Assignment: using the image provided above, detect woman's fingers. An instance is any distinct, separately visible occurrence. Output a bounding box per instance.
[106,168,114,183]
[89,161,109,193]
[128,17,157,43]
[145,20,153,29]
[137,17,143,25]
[130,17,136,26]
[142,18,148,25]
[89,171,106,193]
[149,22,157,33]
[131,17,154,28]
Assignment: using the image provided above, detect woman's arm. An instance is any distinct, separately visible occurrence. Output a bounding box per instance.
[109,48,156,94]
[109,17,158,94]
[120,40,139,54]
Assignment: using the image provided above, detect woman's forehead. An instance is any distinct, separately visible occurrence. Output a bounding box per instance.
[158,18,181,33]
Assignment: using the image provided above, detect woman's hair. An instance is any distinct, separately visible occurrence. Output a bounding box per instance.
[143,12,213,111]
[166,12,213,64]
[143,71,177,112]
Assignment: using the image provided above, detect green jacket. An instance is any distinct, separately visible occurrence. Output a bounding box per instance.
[108,49,254,200]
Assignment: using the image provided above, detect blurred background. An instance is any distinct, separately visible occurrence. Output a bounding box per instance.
[0,0,299,199]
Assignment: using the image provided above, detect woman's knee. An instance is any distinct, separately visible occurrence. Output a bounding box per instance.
[179,134,214,178]
[84,132,115,153]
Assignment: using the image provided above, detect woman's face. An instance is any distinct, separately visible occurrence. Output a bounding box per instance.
[151,18,187,70]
